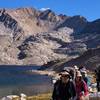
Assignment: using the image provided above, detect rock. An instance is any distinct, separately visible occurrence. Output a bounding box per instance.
[0,9,24,40]
[20,93,27,100]
[1,95,19,100]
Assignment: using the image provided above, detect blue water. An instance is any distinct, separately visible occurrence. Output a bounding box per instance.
[0,65,52,97]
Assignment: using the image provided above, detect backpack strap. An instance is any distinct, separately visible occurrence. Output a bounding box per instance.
[68,81,76,98]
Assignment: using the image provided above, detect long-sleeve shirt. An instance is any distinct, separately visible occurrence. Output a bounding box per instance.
[75,80,89,98]
[52,80,76,100]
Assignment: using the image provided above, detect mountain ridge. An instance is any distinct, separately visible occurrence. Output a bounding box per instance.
[0,7,100,66]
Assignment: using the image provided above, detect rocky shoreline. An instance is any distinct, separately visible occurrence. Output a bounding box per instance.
[27,69,56,77]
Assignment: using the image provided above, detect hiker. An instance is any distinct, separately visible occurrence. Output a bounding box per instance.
[63,67,74,80]
[75,71,89,100]
[52,71,76,100]
[81,71,90,86]
[95,68,100,92]
[69,69,75,80]
[79,66,86,72]
[74,65,79,71]
[73,65,79,80]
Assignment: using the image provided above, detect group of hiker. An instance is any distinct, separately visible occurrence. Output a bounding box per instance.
[52,65,90,100]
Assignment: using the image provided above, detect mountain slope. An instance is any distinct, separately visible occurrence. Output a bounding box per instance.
[41,47,100,71]
[18,27,74,65]
[0,7,100,65]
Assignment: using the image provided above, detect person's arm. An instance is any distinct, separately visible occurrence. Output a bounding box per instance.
[80,81,88,97]
[69,81,76,100]
[71,82,76,98]
[52,83,56,100]
[52,81,60,100]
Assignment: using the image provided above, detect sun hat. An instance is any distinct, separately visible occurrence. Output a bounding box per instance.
[60,71,70,78]
[81,70,87,74]
[74,65,79,70]
[61,71,69,75]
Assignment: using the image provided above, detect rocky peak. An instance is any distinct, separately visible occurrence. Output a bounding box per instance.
[58,14,69,20]
[72,15,87,21]
[39,9,60,22]
[8,7,40,18]
[6,8,56,36]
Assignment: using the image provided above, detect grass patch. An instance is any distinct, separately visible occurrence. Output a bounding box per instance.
[28,93,52,100]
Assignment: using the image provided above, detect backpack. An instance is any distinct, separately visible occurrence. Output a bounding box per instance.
[68,81,76,98]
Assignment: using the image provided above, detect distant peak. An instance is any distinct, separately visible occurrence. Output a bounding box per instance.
[16,7,36,10]
[58,14,70,20]
[92,18,100,23]
[72,15,87,22]
[6,7,40,18]
[15,7,38,14]
[39,9,56,22]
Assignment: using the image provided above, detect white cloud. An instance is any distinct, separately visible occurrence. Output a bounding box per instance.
[40,8,50,11]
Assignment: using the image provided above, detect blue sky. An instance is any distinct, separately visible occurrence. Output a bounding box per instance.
[0,0,100,21]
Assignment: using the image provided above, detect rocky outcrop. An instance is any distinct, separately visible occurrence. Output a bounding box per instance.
[73,19,100,48]
[55,15,87,32]
[62,47,100,70]
[0,36,22,64]
[54,40,87,56]
[39,9,60,22]
[0,9,24,40]
[42,47,100,71]
[18,27,74,65]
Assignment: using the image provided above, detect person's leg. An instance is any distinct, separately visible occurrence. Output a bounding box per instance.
[98,82,100,92]
[97,81,100,92]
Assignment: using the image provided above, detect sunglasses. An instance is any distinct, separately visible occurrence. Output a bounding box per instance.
[76,77,81,79]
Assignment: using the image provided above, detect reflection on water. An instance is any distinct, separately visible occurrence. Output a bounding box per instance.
[0,65,53,97]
